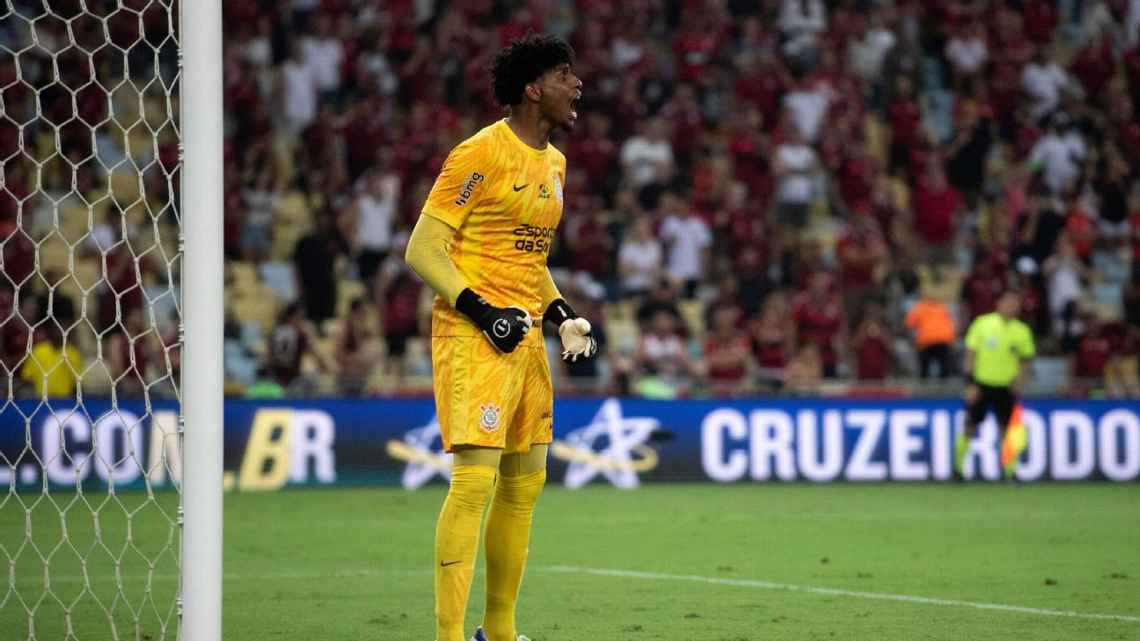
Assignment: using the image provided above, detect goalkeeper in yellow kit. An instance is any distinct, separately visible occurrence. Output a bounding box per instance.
[404,34,594,641]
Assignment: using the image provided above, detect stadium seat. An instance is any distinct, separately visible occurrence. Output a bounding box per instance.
[336,278,365,318]
[1032,357,1070,392]
[678,300,706,336]
[605,318,639,355]
[258,261,298,303]
[227,262,260,297]
[231,288,280,333]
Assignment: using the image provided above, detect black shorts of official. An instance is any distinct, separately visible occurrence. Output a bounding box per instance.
[966,382,1016,430]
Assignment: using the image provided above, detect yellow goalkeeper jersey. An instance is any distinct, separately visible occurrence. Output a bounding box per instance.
[422,119,566,343]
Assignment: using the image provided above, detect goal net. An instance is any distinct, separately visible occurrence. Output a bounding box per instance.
[0,1,187,639]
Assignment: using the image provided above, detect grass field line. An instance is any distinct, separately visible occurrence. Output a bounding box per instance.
[10,565,1140,625]
[543,566,1140,624]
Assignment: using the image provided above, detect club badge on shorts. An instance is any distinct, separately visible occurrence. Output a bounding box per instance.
[479,403,502,433]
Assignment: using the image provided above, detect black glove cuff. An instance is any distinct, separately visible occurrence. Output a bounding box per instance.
[543,298,577,328]
[455,288,491,322]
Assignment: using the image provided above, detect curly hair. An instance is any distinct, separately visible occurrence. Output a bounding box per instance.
[490,33,575,107]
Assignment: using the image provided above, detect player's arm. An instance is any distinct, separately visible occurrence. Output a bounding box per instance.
[404,140,531,353]
[538,267,597,362]
[405,213,532,353]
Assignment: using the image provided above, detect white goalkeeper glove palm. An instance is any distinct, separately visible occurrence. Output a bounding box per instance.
[545,298,597,363]
[558,317,597,362]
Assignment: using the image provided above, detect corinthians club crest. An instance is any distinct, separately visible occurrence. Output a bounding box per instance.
[479,403,502,433]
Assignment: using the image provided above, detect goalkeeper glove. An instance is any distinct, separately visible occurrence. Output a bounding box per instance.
[544,298,597,362]
[455,288,533,353]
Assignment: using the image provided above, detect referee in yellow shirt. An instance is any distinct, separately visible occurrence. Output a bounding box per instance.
[955,289,1036,478]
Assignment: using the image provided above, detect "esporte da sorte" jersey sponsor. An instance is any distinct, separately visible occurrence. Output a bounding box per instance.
[422,120,566,341]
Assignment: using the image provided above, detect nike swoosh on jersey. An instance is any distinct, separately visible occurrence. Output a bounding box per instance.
[513,183,528,191]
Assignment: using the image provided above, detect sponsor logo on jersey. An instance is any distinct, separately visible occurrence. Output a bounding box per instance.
[479,403,502,433]
[454,172,485,206]
[512,224,556,254]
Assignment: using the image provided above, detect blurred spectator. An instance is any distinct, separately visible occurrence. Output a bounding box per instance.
[563,207,613,281]
[836,212,888,321]
[945,23,988,87]
[374,236,422,387]
[1064,192,1097,263]
[351,168,399,284]
[852,302,892,381]
[703,302,753,396]
[334,298,380,396]
[108,309,150,398]
[848,10,897,85]
[784,341,823,393]
[633,309,698,394]
[1106,321,1140,397]
[905,295,957,379]
[302,14,345,102]
[1014,189,1066,265]
[782,76,831,143]
[1022,47,1074,121]
[617,215,663,299]
[961,255,1008,322]
[1070,313,1111,392]
[778,0,827,70]
[886,76,922,176]
[792,271,846,378]
[20,327,82,399]
[636,279,684,330]
[278,40,318,137]
[620,117,674,194]
[0,289,31,382]
[570,113,618,197]
[267,302,334,395]
[1028,114,1087,195]
[1045,235,1090,348]
[659,192,712,298]
[773,126,818,233]
[293,212,344,326]
[911,163,963,265]
[750,291,793,389]
[945,101,994,205]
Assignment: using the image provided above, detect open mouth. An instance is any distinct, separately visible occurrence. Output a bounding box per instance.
[569,91,581,121]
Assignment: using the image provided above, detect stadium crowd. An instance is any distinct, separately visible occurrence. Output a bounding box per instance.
[3,0,1140,399]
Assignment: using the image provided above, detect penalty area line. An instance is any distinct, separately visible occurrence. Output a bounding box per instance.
[538,565,1140,624]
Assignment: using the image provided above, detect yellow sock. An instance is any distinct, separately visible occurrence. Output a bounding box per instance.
[435,465,497,641]
[482,469,545,641]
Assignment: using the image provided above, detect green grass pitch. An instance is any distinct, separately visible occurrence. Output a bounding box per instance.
[2,483,1139,640]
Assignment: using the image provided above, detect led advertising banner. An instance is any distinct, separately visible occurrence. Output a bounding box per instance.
[0,398,1137,491]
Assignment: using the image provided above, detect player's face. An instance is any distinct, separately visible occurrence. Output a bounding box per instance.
[998,294,1021,319]
[538,63,582,130]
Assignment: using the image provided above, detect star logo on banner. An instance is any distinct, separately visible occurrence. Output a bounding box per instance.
[385,415,453,489]
[552,398,660,490]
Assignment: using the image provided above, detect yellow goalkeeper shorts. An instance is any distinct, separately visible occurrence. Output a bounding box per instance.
[431,335,553,453]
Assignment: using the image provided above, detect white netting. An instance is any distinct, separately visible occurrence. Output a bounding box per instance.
[0,1,183,639]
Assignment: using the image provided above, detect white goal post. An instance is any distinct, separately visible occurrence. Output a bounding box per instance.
[0,1,222,640]
[180,0,223,640]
